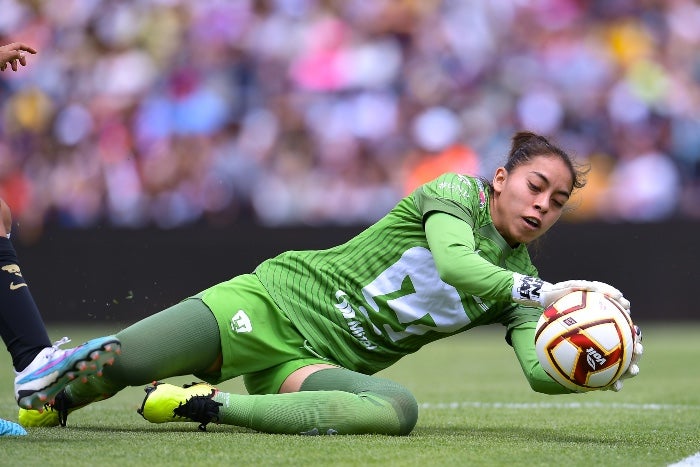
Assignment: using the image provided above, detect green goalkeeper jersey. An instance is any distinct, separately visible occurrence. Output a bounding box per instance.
[254,173,542,374]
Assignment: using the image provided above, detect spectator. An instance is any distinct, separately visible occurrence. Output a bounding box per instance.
[0,0,698,242]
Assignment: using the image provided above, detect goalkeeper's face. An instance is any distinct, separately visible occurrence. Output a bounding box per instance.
[491,154,573,246]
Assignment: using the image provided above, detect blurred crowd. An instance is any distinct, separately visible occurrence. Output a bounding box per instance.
[1,0,699,242]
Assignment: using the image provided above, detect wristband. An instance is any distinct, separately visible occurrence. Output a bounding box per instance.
[512,273,546,306]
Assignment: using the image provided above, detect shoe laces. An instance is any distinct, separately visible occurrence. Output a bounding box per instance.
[47,337,71,356]
[173,389,222,432]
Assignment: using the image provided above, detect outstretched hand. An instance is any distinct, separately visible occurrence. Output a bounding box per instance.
[0,42,37,72]
[542,279,631,313]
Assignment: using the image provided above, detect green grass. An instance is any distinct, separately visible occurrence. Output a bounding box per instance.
[2,322,699,467]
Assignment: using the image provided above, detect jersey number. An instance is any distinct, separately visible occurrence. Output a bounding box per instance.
[361,247,471,342]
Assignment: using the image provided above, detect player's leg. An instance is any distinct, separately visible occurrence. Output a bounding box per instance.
[19,298,221,427]
[0,229,51,374]
[138,364,419,435]
[137,274,419,435]
[233,365,419,435]
[0,199,120,409]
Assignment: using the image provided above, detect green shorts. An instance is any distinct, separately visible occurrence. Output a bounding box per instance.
[194,273,338,395]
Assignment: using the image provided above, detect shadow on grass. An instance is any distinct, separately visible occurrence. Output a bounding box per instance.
[17,423,632,446]
[411,425,631,445]
[26,424,254,435]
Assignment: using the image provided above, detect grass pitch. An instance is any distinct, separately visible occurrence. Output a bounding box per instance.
[1,322,698,467]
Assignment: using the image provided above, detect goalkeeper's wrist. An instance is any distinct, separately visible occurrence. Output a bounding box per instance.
[512,273,550,307]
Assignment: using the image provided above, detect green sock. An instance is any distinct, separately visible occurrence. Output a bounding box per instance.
[213,368,418,435]
[67,299,220,406]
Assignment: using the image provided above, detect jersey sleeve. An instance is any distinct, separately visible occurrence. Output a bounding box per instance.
[508,322,574,394]
[412,172,482,226]
[424,212,515,302]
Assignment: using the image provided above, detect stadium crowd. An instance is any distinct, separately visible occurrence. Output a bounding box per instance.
[0,0,698,242]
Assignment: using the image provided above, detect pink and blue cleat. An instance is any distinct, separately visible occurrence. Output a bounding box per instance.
[14,335,121,410]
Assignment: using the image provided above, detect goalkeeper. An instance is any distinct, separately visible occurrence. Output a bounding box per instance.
[20,131,642,435]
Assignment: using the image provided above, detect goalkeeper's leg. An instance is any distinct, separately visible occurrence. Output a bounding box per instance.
[52,299,220,420]
[140,367,419,435]
[217,367,419,435]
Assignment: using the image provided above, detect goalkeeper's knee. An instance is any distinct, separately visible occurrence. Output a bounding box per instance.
[300,368,419,435]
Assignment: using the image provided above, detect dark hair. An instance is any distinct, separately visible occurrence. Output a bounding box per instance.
[505,131,588,192]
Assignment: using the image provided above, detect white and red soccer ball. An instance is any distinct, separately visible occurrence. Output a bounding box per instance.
[534,290,636,392]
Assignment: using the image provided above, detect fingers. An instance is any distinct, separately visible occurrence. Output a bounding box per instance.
[634,325,643,342]
[549,280,630,310]
[0,42,37,55]
[16,43,37,55]
[589,280,623,299]
[585,280,632,313]
[0,42,37,72]
[550,279,590,291]
[633,341,643,359]
[616,296,631,311]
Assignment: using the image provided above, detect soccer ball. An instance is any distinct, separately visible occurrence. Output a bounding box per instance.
[534,290,635,392]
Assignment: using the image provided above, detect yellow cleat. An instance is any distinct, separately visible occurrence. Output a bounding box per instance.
[18,406,60,427]
[137,381,221,431]
[18,390,102,427]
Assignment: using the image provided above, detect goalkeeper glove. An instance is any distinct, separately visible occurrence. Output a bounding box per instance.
[604,325,643,392]
[511,273,631,313]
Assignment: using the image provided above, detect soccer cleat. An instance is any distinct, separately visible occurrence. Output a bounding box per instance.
[18,388,113,428]
[15,335,121,410]
[0,418,27,436]
[18,406,59,428]
[18,390,82,428]
[137,381,222,431]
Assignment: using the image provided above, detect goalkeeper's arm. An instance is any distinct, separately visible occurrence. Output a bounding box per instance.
[508,322,575,394]
[425,212,631,311]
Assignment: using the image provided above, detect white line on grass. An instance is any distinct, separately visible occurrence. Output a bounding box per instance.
[668,452,700,467]
[420,401,700,411]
